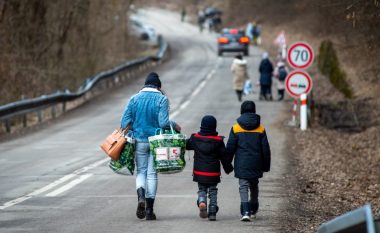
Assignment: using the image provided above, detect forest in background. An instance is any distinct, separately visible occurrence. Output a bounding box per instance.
[0,0,142,105]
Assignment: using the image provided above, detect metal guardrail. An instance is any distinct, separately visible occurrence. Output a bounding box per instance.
[318,204,379,233]
[0,35,168,133]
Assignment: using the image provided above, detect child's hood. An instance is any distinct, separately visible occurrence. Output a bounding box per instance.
[237,113,261,130]
[192,134,224,154]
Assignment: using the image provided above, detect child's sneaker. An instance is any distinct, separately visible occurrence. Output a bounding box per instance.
[241,214,251,221]
[208,205,218,221]
[198,202,207,219]
[250,201,259,219]
[240,202,251,222]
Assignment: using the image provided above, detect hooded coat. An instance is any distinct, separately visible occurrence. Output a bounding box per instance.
[259,58,274,86]
[186,134,233,184]
[274,63,288,90]
[231,58,249,90]
[226,113,271,179]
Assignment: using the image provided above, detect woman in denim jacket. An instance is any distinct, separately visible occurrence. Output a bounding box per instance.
[120,72,181,220]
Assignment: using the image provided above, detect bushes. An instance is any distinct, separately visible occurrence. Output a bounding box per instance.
[318,40,353,98]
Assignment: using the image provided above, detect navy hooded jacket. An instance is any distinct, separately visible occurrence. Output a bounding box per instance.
[259,58,274,86]
[226,113,271,179]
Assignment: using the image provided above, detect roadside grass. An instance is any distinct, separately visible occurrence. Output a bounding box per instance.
[318,40,353,99]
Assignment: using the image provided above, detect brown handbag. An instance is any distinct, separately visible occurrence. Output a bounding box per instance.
[100,127,129,160]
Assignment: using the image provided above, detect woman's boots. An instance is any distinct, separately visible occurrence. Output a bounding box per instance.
[136,188,146,219]
[136,188,156,220]
[146,198,156,220]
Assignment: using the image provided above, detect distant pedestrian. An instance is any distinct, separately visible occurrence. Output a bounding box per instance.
[198,10,205,32]
[231,54,249,102]
[251,22,261,45]
[186,115,233,221]
[273,61,288,101]
[226,101,271,221]
[259,52,274,100]
[120,72,181,221]
[181,7,186,22]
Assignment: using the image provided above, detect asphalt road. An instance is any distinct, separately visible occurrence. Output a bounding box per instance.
[0,9,287,233]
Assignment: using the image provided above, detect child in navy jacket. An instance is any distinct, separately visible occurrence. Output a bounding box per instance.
[226,101,271,221]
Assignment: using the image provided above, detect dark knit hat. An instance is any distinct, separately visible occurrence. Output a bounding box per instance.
[241,101,256,114]
[144,72,161,88]
[235,54,243,60]
[199,115,218,136]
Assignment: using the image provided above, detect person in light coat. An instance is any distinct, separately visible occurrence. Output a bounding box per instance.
[273,61,288,101]
[231,54,249,102]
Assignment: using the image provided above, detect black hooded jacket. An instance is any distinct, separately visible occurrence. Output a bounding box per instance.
[226,113,271,179]
[186,134,233,184]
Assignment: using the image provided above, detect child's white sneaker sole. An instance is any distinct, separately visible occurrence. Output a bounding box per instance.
[240,215,251,221]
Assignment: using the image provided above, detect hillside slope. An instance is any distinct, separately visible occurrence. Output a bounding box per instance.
[0,0,144,105]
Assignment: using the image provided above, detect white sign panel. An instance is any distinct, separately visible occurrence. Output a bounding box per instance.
[285,71,313,98]
[287,42,314,69]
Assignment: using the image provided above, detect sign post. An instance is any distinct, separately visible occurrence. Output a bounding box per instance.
[300,94,307,130]
[285,70,313,127]
[286,41,314,129]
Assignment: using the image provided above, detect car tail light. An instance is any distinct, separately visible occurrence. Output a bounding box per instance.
[239,37,250,44]
[218,37,229,44]
[229,29,239,34]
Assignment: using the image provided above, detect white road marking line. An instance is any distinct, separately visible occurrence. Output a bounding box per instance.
[45,174,93,197]
[71,158,108,175]
[0,174,76,210]
[171,68,217,119]
[0,158,108,210]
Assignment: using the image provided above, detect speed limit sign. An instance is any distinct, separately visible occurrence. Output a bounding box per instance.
[287,42,314,69]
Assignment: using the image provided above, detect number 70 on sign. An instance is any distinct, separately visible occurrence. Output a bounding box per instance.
[287,42,314,69]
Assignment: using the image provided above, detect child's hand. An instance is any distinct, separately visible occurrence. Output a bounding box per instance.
[224,165,234,174]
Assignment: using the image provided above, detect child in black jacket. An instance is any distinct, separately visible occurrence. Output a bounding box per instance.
[186,115,233,221]
[226,101,271,221]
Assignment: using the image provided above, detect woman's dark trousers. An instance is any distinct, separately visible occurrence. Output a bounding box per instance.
[260,85,272,100]
[235,90,243,102]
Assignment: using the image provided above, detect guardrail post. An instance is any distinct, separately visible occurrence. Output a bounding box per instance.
[37,110,42,123]
[4,119,11,133]
[62,102,66,112]
[23,114,27,127]
[51,105,56,119]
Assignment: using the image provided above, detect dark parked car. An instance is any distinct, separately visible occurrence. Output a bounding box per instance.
[217,28,250,56]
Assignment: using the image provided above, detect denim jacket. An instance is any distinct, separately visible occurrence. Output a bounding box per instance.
[120,87,175,142]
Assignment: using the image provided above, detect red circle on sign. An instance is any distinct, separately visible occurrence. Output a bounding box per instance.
[287,42,314,69]
[285,70,313,98]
